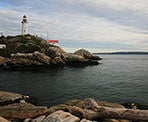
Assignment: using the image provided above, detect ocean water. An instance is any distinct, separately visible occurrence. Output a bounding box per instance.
[0,55,148,106]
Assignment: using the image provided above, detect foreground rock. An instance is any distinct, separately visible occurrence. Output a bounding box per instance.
[43,110,80,122]
[0,116,10,122]
[48,99,130,122]
[0,91,30,105]
[80,119,93,122]
[0,102,48,120]
[1,91,148,122]
[31,115,46,122]
[48,99,148,122]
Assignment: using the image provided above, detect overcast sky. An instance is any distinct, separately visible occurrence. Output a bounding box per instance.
[0,0,148,52]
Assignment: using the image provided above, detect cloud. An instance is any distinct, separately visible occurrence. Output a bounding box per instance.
[0,0,148,52]
[62,0,148,30]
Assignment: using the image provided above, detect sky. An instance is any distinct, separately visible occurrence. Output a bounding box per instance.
[0,0,148,53]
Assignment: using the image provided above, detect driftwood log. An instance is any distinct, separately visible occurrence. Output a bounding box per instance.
[75,98,148,121]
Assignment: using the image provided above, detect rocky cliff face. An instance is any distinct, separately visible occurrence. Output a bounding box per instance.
[0,35,102,69]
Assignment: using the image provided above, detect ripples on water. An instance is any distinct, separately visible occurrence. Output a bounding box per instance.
[0,55,148,106]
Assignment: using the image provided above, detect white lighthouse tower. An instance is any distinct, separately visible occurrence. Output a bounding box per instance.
[21,15,28,35]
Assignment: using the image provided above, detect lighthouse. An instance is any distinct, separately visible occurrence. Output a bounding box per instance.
[21,15,28,35]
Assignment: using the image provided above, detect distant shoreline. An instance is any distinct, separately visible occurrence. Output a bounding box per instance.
[94,52,148,55]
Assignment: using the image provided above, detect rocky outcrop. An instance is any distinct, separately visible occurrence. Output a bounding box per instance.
[66,54,99,65]
[0,35,102,69]
[11,51,51,65]
[0,51,101,70]
[10,51,66,68]
[3,53,50,69]
[0,56,9,67]
[74,49,102,60]
[50,56,65,66]
[0,52,51,69]
[46,46,68,59]
[45,46,68,66]
[0,34,50,54]
[67,54,86,62]
[66,49,102,66]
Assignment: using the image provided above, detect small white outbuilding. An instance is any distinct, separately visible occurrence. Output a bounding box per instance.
[0,44,6,49]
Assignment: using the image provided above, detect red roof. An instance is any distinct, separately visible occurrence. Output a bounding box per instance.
[48,40,59,43]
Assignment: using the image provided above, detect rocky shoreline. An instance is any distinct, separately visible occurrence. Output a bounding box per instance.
[0,34,102,70]
[1,35,148,122]
[1,91,147,122]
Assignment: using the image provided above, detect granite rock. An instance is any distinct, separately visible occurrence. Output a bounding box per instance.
[0,116,10,122]
[43,110,80,122]
[74,49,102,60]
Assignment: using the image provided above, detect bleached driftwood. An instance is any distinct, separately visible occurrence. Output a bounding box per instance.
[60,98,148,121]
[81,98,148,121]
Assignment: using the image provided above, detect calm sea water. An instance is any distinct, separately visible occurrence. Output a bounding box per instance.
[0,55,148,106]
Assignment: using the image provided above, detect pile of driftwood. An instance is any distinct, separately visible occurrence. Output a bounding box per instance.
[72,98,148,121]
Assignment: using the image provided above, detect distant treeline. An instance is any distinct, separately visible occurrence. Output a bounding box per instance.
[94,52,148,55]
